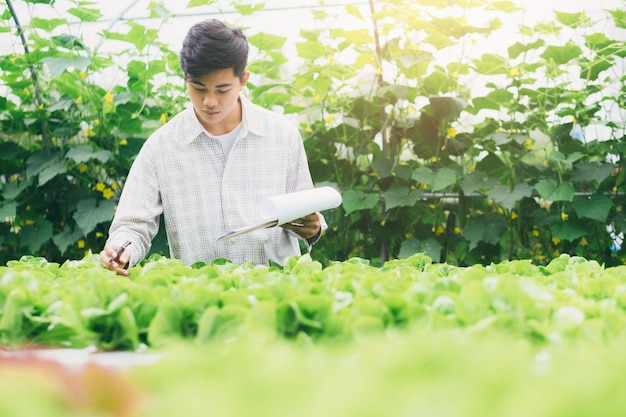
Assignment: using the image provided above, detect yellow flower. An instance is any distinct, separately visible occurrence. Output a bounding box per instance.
[80,71,88,79]
[10,56,16,63]
[119,139,128,146]
[305,125,313,133]
[23,88,31,96]
[532,229,539,237]
[454,227,461,234]
[102,188,115,199]
[329,55,335,64]
[580,237,589,246]
[94,119,100,126]
[104,92,114,104]
[313,94,321,104]
[160,113,168,123]
[561,212,569,221]
[78,163,88,173]
[471,38,477,45]
[375,68,382,76]
[405,232,413,239]
[447,127,457,138]
[111,181,118,190]
[380,219,386,227]
[85,129,96,137]
[509,67,519,77]
[511,211,518,219]
[435,225,445,236]
[524,138,533,150]
[96,232,104,238]
[95,182,105,191]
[497,207,504,215]
[329,97,337,104]
[325,115,334,125]
[552,237,561,245]
[77,239,85,249]
[38,103,45,110]
[75,96,83,105]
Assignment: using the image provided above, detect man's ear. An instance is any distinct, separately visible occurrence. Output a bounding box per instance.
[241,71,250,86]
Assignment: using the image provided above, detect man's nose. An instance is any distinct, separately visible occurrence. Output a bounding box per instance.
[203,93,218,107]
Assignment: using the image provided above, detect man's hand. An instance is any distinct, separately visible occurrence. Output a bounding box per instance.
[100,242,132,277]
[280,212,321,239]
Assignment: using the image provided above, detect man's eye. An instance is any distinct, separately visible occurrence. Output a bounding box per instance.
[217,90,230,94]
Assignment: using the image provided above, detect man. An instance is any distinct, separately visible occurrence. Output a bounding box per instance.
[100,19,323,276]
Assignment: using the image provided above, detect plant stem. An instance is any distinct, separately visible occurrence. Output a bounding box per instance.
[5,0,50,154]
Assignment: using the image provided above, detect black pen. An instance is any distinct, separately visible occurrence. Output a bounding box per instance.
[108,240,132,263]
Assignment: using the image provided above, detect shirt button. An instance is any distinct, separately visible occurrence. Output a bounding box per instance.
[229,239,236,244]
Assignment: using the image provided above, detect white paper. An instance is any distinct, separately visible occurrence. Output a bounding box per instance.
[260,186,342,225]
[217,186,342,241]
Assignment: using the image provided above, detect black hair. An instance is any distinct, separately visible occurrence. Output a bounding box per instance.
[179,19,249,81]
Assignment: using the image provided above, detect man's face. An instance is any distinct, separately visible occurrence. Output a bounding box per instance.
[186,68,250,135]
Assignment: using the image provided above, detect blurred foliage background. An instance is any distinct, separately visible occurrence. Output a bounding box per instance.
[1,0,625,267]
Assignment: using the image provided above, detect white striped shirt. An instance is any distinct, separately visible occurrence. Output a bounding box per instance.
[107,95,318,266]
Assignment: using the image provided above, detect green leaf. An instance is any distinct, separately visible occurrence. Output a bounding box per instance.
[460,171,498,194]
[342,190,379,214]
[187,0,216,7]
[38,159,68,186]
[554,11,590,28]
[383,186,423,210]
[534,179,575,202]
[571,162,616,184]
[429,96,467,120]
[66,145,113,164]
[233,3,265,15]
[20,220,53,253]
[462,215,507,250]
[573,194,613,222]
[248,32,286,51]
[371,158,394,178]
[73,198,117,235]
[42,56,91,78]
[52,226,84,255]
[412,167,457,191]
[489,184,533,210]
[541,43,583,65]
[67,7,101,22]
[551,221,588,241]
[0,201,17,220]
[399,238,441,262]
[346,3,364,19]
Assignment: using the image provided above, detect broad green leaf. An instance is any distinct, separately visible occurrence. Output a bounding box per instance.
[346,3,364,19]
[66,145,113,164]
[233,3,265,15]
[73,198,117,235]
[489,184,533,210]
[459,171,498,194]
[42,56,92,78]
[462,215,507,250]
[342,190,379,214]
[187,0,216,7]
[550,221,589,241]
[20,220,53,253]
[571,162,616,184]
[52,226,84,255]
[473,53,508,75]
[412,167,457,191]
[541,43,583,65]
[554,11,590,28]
[371,158,394,178]
[429,96,467,120]
[0,201,17,219]
[534,179,575,202]
[573,194,613,222]
[399,238,441,262]
[383,186,423,210]
[67,7,101,22]
[248,32,287,51]
[38,159,68,186]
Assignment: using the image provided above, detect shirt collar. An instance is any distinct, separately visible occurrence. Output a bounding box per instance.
[183,94,263,145]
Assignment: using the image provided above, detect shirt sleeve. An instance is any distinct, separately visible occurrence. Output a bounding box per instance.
[106,142,163,266]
